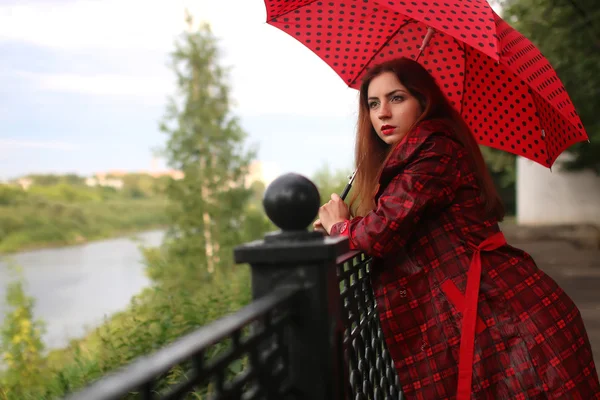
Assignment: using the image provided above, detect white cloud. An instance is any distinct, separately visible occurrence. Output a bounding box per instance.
[0,0,360,118]
[0,139,79,151]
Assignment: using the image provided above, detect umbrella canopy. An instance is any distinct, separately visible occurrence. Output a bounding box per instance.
[264,0,588,167]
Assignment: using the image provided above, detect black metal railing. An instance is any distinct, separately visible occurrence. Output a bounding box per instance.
[64,288,301,400]
[338,252,402,399]
[64,173,404,400]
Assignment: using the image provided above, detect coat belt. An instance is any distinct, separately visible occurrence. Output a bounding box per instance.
[456,231,507,400]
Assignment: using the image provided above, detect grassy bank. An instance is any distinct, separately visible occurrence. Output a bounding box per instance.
[0,198,168,254]
[0,177,170,254]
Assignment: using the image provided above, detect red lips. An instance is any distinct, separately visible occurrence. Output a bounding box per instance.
[381,125,396,135]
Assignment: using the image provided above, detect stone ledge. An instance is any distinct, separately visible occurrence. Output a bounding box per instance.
[500,223,600,250]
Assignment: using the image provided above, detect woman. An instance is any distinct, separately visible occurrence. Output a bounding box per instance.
[315,57,600,399]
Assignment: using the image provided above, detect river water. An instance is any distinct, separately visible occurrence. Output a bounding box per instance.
[0,230,164,350]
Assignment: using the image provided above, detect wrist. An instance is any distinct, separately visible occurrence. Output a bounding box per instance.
[329,219,349,236]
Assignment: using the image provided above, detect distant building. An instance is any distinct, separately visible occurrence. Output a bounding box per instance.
[85,174,124,190]
[83,161,275,191]
[84,168,185,190]
[17,178,33,190]
[97,169,184,180]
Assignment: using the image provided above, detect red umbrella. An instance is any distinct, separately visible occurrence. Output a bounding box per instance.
[264,0,588,168]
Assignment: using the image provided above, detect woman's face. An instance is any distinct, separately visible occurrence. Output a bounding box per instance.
[367,72,423,146]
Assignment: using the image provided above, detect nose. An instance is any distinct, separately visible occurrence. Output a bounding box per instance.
[378,101,391,120]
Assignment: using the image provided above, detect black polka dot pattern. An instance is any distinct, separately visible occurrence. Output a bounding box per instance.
[382,0,501,61]
[460,45,548,161]
[494,11,587,166]
[265,1,588,167]
[532,91,582,166]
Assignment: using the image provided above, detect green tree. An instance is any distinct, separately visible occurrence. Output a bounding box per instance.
[157,13,255,277]
[480,147,517,215]
[0,186,27,206]
[24,174,85,187]
[501,0,600,173]
[240,180,277,242]
[0,265,47,398]
[311,164,353,206]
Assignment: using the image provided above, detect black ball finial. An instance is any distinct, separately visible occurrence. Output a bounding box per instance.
[263,173,321,231]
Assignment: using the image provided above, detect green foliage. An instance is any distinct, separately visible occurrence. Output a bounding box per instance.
[0,183,169,255]
[0,186,27,206]
[239,181,277,241]
[116,174,172,199]
[311,163,353,205]
[0,170,173,254]
[0,264,47,399]
[21,174,86,187]
[480,146,516,215]
[0,195,168,254]
[158,15,256,274]
[480,147,516,188]
[501,0,600,173]
[28,183,102,203]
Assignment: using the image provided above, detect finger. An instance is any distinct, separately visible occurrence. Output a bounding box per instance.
[317,207,328,219]
[331,193,341,201]
[315,227,328,235]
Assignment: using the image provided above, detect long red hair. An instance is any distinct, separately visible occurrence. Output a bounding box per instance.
[350,57,504,221]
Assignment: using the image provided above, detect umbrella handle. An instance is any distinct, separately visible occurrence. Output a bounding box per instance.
[340,182,351,201]
[340,169,357,201]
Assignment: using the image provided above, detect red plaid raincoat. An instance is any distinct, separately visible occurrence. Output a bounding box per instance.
[331,119,600,399]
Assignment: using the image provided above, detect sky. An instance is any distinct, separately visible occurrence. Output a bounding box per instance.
[0,0,363,182]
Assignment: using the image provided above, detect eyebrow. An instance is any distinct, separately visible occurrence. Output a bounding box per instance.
[368,89,407,101]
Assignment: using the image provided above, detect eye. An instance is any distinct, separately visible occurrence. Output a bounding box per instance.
[368,101,379,109]
[391,95,404,102]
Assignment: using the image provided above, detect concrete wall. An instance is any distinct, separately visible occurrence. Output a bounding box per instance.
[516,154,600,226]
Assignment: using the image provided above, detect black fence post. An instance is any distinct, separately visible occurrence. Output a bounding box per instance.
[234,173,349,400]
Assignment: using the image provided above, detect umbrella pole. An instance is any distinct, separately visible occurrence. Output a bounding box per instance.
[340,169,357,201]
[416,27,436,61]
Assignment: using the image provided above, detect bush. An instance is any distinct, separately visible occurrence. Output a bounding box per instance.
[0,186,27,206]
[0,264,47,399]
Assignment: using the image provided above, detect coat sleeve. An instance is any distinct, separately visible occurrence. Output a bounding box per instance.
[330,133,463,258]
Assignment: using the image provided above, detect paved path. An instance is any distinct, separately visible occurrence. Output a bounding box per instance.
[510,238,600,367]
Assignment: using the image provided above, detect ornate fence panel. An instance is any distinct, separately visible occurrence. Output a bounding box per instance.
[338,252,403,400]
[64,173,404,400]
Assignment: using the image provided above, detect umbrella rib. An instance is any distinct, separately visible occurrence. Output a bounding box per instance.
[349,19,415,87]
[531,92,553,167]
[265,0,320,23]
[457,39,468,116]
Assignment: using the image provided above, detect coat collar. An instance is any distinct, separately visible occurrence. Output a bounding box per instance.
[380,118,454,181]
